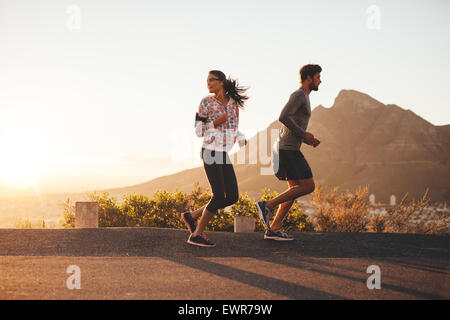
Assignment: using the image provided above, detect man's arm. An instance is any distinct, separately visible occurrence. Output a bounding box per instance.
[278,92,307,140]
[278,92,319,145]
[303,137,320,148]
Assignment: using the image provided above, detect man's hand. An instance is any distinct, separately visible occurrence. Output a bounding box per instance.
[304,132,320,148]
[312,138,320,148]
[213,113,228,127]
[303,132,315,145]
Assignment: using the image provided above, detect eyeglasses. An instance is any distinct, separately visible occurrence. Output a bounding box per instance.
[207,78,220,82]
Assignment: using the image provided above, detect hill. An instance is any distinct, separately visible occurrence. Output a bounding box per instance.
[103,89,450,203]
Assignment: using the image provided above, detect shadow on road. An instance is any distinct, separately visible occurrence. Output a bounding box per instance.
[0,228,449,299]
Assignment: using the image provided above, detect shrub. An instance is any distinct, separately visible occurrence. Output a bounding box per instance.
[383,189,449,234]
[368,214,387,233]
[312,185,370,232]
[282,201,315,232]
[60,197,75,228]
[58,184,446,234]
[207,208,234,232]
[229,192,259,230]
[89,191,126,227]
[142,189,188,229]
[186,182,212,211]
[14,216,32,229]
[121,193,155,227]
[420,214,450,234]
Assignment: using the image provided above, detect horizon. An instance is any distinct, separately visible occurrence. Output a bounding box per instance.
[1,0,449,195]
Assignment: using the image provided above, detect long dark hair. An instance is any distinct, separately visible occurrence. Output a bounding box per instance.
[209,70,249,109]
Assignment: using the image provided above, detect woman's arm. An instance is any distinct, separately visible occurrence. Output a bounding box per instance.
[237,130,247,147]
[195,99,214,137]
[213,113,228,127]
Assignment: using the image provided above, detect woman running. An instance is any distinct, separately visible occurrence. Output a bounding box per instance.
[181,70,248,247]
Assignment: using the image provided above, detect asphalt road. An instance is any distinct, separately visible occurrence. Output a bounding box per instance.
[0,228,449,300]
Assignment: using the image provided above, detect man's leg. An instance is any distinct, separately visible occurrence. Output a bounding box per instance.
[266,178,315,212]
[269,180,299,231]
[270,200,294,231]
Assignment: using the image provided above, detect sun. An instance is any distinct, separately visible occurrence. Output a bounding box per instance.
[0,123,47,190]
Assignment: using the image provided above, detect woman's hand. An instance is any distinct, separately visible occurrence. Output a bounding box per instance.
[213,113,228,127]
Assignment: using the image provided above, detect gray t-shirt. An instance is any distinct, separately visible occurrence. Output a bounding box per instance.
[278,88,311,151]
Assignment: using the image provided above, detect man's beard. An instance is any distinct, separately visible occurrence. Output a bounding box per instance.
[309,83,319,91]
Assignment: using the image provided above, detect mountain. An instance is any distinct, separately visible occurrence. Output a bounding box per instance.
[104,89,450,203]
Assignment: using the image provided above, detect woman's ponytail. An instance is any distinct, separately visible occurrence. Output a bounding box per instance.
[209,70,249,109]
[223,77,249,109]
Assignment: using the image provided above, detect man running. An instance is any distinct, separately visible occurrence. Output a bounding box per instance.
[256,64,322,240]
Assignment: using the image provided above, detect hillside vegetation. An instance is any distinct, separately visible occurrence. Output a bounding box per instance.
[58,183,449,234]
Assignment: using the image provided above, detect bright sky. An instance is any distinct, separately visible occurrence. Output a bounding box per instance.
[0,0,449,193]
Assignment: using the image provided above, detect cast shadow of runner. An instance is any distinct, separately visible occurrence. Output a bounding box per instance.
[161,255,347,300]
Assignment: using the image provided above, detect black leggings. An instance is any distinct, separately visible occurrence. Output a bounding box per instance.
[201,148,239,213]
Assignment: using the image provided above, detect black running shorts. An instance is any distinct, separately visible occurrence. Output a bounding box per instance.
[273,149,313,181]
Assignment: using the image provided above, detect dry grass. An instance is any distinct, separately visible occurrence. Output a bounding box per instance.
[312,186,449,234]
[311,185,370,232]
[381,189,449,234]
[14,216,48,228]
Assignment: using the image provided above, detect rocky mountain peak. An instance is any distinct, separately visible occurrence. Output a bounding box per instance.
[333,89,385,110]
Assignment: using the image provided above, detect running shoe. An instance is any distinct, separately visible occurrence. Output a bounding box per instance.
[187,234,216,248]
[264,229,294,241]
[255,201,271,230]
[181,211,197,234]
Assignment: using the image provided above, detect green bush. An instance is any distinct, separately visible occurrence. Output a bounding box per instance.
[60,184,315,232]
[206,208,234,232]
[186,182,212,211]
[60,184,445,234]
[89,191,126,227]
[230,192,261,230]
[60,197,75,228]
[282,201,315,232]
[142,189,188,229]
[121,193,155,227]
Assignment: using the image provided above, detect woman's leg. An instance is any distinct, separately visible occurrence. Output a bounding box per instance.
[192,155,226,237]
[222,161,239,207]
[191,208,215,238]
[190,205,206,220]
